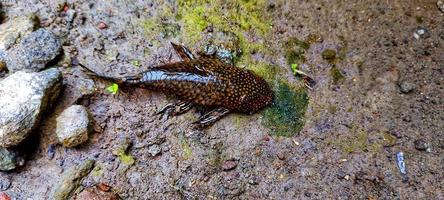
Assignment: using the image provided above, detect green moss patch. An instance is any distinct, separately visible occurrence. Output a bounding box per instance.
[330,66,345,84]
[262,81,309,137]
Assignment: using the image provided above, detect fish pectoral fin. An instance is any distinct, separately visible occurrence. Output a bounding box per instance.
[193,107,230,127]
[171,42,195,61]
[156,101,194,118]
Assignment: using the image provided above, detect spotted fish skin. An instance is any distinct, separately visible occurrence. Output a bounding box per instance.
[125,55,273,114]
[80,44,273,119]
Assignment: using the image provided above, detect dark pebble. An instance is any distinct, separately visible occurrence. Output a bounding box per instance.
[222,160,237,171]
[414,139,428,151]
[336,169,346,179]
[47,143,57,160]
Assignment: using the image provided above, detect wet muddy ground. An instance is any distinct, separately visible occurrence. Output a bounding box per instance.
[0,0,443,199]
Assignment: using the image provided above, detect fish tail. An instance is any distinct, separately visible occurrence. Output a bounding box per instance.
[78,63,140,84]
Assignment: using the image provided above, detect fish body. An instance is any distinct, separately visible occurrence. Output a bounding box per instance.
[80,43,273,126]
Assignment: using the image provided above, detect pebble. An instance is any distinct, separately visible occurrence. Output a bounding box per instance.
[438,1,444,13]
[76,186,120,200]
[277,152,286,160]
[56,105,90,147]
[0,148,25,171]
[147,144,161,156]
[414,139,428,151]
[399,81,416,93]
[0,15,38,51]
[336,169,346,179]
[396,152,407,175]
[202,31,242,64]
[97,22,108,29]
[1,28,62,72]
[52,159,95,200]
[0,175,11,190]
[413,26,430,39]
[0,68,62,147]
[222,160,237,171]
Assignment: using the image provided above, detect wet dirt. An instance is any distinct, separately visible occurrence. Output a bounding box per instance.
[1,0,443,199]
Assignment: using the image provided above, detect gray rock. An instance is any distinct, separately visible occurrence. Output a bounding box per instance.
[147,144,161,156]
[0,68,62,147]
[1,28,62,72]
[399,81,416,93]
[0,15,38,51]
[52,159,95,200]
[0,148,25,171]
[56,105,90,147]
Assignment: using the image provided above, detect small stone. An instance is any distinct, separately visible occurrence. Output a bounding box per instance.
[0,148,25,171]
[0,68,62,147]
[336,169,346,179]
[76,186,120,200]
[0,175,11,190]
[1,28,62,72]
[97,22,107,29]
[0,192,10,200]
[52,160,95,200]
[56,105,90,148]
[414,139,428,151]
[437,1,444,13]
[97,183,111,192]
[47,143,57,159]
[0,15,38,51]
[202,31,242,64]
[147,144,161,157]
[413,26,430,39]
[277,152,286,160]
[399,81,416,93]
[222,160,237,171]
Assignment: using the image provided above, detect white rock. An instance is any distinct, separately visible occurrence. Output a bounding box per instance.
[0,68,62,147]
[56,105,90,147]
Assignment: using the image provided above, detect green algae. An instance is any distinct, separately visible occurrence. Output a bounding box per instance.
[330,66,345,84]
[91,164,104,177]
[321,49,337,61]
[179,135,193,160]
[283,37,310,74]
[262,81,309,137]
[246,61,309,137]
[332,126,385,154]
[176,0,272,58]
